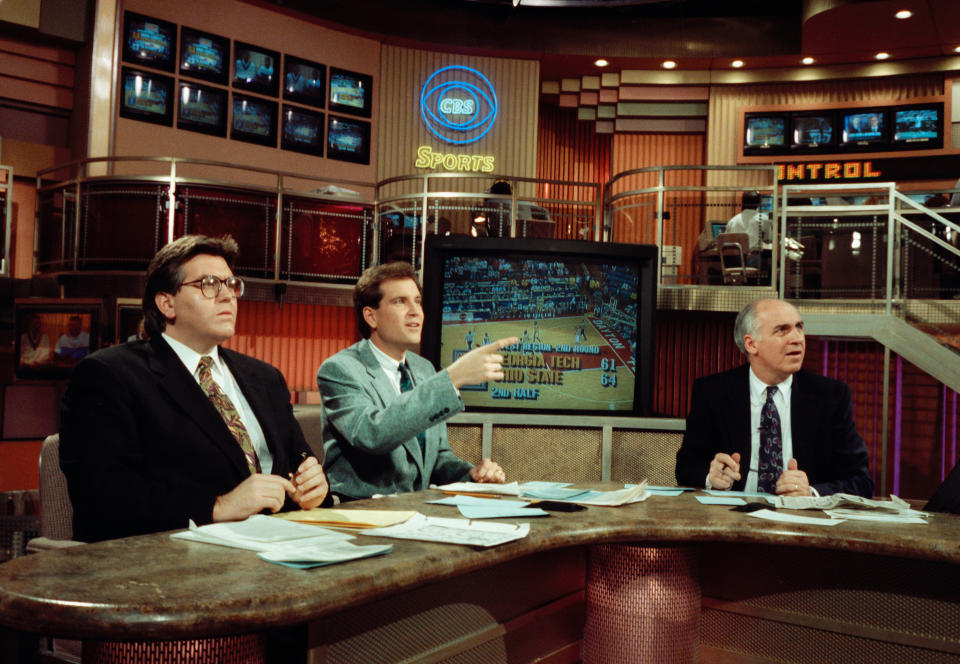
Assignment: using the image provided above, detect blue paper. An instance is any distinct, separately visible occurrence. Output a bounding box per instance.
[696,496,746,506]
[458,504,549,519]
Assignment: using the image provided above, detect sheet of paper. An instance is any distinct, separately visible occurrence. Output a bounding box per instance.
[457,504,549,519]
[429,496,530,508]
[170,515,353,551]
[824,509,927,524]
[703,489,770,499]
[257,541,393,568]
[273,509,416,529]
[436,481,522,497]
[573,483,648,506]
[519,481,573,490]
[769,493,913,513]
[696,496,746,506]
[520,486,594,501]
[364,513,529,547]
[645,488,687,497]
[746,510,844,526]
[642,485,695,492]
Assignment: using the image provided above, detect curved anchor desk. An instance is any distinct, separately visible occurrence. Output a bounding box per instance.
[1,488,959,663]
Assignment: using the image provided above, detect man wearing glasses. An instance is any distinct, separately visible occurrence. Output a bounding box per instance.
[60,234,328,542]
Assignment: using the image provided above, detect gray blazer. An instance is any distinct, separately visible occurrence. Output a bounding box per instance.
[317,339,472,499]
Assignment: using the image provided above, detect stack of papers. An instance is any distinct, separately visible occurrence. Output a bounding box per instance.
[521,481,649,506]
[364,513,529,547]
[170,515,392,568]
[436,481,522,497]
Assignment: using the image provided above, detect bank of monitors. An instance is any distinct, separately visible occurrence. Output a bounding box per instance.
[421,237,658,416]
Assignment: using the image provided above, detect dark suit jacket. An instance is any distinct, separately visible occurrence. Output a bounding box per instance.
[317,340,472,500]
[675,365,873,497]
[60,336,310,542]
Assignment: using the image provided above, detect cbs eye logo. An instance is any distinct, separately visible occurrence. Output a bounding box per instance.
[420,65,498,145]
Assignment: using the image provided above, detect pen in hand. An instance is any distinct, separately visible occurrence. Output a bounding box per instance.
[289,452,309,480]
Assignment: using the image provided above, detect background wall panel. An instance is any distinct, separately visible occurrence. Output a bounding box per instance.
[379,45,540,188]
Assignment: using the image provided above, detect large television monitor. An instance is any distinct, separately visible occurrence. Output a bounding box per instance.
[179,27,229,85]
[790,112,836,152]
[891,103,943,150]
[327,115,370,164]
[421,237,658,416]
[178,81,227,137]
[840,108,887,150]
[230,93,277,147]
[14,299,101,379]
[119,67,174,127]
[743,113,787,155]
[328,67,373,118]
[122,12,176,72]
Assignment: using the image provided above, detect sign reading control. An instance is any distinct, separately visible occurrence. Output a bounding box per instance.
[419,65,498,145]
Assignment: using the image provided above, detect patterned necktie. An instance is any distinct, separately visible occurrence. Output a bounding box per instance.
[758,385,783,494]
[198,356,260,474]
[398,363,426,455]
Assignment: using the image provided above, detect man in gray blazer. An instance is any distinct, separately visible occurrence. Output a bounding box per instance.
[318,262,515,500]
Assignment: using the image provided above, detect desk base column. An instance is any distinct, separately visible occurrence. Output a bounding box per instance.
[583,544,700,664]
[83,634,267,664]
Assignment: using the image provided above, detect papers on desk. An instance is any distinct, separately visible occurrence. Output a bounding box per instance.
[170,515,393,568]
[436,481,522,497]
[767,493,912,512]
[521,481,649,506]
[273,509,417,529]
[746,510,844,526]
[696,496,747,506]
[364,513,529,547]
[429,495,549,519]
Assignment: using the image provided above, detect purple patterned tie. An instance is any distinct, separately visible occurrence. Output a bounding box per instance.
[198,356,260,474]
[758,385,783,494]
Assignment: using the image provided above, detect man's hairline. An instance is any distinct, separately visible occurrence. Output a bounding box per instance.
[368,275,421,310]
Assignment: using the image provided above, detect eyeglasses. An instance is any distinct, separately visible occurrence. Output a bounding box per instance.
[181,275,245,299]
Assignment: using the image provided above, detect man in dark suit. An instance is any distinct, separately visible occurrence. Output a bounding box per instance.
[675,299,873,497]
[60,235,328,542]
[318,262,515,500]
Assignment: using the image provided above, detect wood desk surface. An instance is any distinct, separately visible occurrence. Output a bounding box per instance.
[1,487,958,640]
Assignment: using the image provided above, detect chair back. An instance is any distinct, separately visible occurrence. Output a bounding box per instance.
[717,232,757,285]
[292,404,325,461]
[38,434,73,540]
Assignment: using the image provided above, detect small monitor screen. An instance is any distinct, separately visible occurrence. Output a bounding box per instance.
[231,93,277,147]
[178,82,227,137]
[327,115,370,164]
[179,27,229,85]
[119,67,174,126]
[233,42,279,97]
[284,56,326,108]
[841,110,886,147]
[711,222,727,238]
[791,113,835,149]
[122,12,176,72]
[281,105,324,156]
[743,114,787,154]
[328,67,373,117]
[892,104,943,148]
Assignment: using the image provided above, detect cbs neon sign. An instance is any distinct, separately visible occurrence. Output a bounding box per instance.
[419,65,498,145]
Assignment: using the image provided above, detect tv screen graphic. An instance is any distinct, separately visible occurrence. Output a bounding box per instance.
[179,27,229,85]
[840,109,887,149]
[743,114,787,155]
[327,115,370,164]
[119,67,174,127]
[231,93,277,147]
[281,105,324,156]
[122,12,176,72]
[328,67,373,118]
[791,113,835,151]
[422,237,657,416]
[283,55,326,108]
[233,42,280,97]
[892,103,943,149]
[15,300,101,379]
[178,82,227,137]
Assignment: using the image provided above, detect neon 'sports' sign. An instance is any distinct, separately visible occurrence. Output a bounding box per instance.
[420,65,498,145]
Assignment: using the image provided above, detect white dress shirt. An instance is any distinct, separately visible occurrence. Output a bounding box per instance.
[162,333,273,473]
[367,338,406,396]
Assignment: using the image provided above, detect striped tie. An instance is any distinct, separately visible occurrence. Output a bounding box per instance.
[198,356,259,474]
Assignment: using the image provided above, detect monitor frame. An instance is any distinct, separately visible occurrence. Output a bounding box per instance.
[232,41,280,97]
[283,55,326,109]
[328,67,373,118]
[743,112,789,156]
[281,104,325,157]
[839,107,889,151]
[121,11,177,73]
[178,26,230,86]
[421,236,658,417]
[890,102,944,150]
[118,67,175,127]
[230,92,278,147]
[14,299,101,379]
[326,114,371,164]
[177,81,228,137]
[789,111,837,153]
